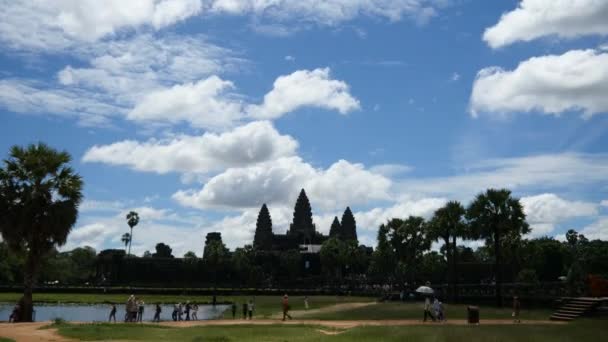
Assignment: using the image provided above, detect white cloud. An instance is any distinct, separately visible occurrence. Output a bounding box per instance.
[209,0,443,26]
[0,79,124,127]
[83,121,297,174]
[354,197,447,232]
[451,72,460,81]
[128,76,244,129]
[521,193,598,237]
[399,153,608,199]
[578,217,608,241]
[285,55,295,62]
[483,0,608,49]
[247,68,360,119]
[601,200,608,207]
[0,0,203,50]
[173,157,391,211]
[470,49,608,118]
[0,34,243,128]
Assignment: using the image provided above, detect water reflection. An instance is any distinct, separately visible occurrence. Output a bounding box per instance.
[0,303,228,322]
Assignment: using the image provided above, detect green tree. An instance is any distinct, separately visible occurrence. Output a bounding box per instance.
[153,242,173,258]
[183,251,197,259]
[329,216,341,239]
[340,207,358,243]
[386,217,431,285]
[320,237,348,283]
[126,211,139,256]
[428,201,467,301]
[0,143,83,321]
[68,246,97,283]
[369,223,396,283]
[232,245,254,286]
[203,232,229,288]
[253,203,273,250]
[280,249,302,281]
[466,188,529,306]
[121,233,131,253]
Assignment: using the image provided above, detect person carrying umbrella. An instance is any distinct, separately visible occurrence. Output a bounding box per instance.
[416,285,435,322]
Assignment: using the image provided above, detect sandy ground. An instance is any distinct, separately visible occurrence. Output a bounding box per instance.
[0,319,567,341]
[0,322,74,342]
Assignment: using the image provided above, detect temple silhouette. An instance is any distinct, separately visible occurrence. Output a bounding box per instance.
[253,189,358,253]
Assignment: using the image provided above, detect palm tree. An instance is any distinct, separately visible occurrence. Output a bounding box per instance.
[429,201,467,302]
[121,233,131,253]
[466,189,529,306]
[126,211,139,257]
[0,143,83,321]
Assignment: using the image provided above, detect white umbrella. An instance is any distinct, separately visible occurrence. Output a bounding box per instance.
[415,286,434,294]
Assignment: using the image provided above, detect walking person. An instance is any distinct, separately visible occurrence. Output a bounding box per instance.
[153,303,162,322]
[304,296,309,310]
[178,303,183,321]
[231,302,237,319]
[242,303,247,319]
[423,296,435,322]
[172,304,178,321]
[192,303,198,320]
[137,300,145,322]
[185,301,191,321]
[282,294,292,321]
[109,304,117,323]
[248,299,254,320]
[8,304,20,323]
[513,296,521,323]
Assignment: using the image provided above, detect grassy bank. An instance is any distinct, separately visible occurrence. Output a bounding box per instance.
[53,318,608,341]
[302,302,552,321]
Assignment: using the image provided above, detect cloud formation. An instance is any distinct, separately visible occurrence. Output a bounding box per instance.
[173,157,391,211]
[247,68,360,119]
[83,121,297,174]
[521,193,598,237]
[484,0,608,48]
[0,0,203,50]
[470,49,608,118]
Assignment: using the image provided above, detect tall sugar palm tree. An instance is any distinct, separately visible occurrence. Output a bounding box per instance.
[126,211,139,256]
[429,201,467,302]
[121,233,131,253]
[0,143,83,321]
[466,189,529,306]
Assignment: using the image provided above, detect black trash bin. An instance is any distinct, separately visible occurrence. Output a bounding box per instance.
[467,306,479,324]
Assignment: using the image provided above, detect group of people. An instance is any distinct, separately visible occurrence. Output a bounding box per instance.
[229,299,256,319]
[108,296,162,323]
[423,296,445,322]
[171,301,199,321]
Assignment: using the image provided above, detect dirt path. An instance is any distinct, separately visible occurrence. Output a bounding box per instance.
[0,319,567,341]
[158,319,567,329]
[270,302,377,319]
[0,322,74,342]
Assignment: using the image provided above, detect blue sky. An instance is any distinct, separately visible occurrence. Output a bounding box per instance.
[1,0,607,256]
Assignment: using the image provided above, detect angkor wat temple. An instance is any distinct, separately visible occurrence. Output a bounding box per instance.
[253,189,358,252]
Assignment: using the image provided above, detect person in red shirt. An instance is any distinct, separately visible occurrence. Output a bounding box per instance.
[282,294,292,321]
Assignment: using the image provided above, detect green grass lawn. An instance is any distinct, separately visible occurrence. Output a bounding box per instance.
[53,318,608,341]
[303,302,553,321]
[0,337,15,342]
[220,295,374,318]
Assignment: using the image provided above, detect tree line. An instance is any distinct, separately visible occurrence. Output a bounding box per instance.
[1,143,608,321]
